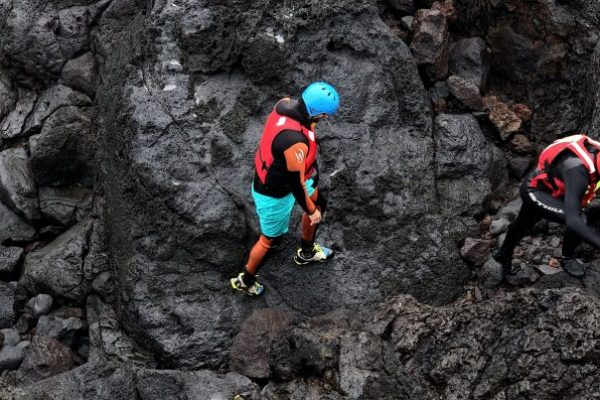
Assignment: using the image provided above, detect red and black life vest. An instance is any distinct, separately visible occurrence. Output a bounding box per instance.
[529,134,600,206]
[255,109,318,185]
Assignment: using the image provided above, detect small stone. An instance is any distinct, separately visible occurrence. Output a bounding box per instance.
[490,217,510,235]
[432,0,457,23]
[25,294,54,318]
[460,237,496,266]
[481,214,492,225]
[536,264,562,275]
[447,75,483,110]
[489,102,522,140]
[550,237,561,248]
[480,257,504,288]
[474,286,483,302]
[16,336,76,384]
[512,103,532,122]
[507,155,534,178]
[35,315,87,347]
[549,258,561,268]
[400,16,414,30]
[509,134,534,154]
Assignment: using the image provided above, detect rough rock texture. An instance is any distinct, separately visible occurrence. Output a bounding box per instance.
[1,362,260,400]
[2,0,600,394]
[22,219,93,302]
[434,113,506,215]
[16,336,76,384]
[410,8,449,80]
[230,309,296,379]
[61,52,99,98]
[453,0,600,143]
[98,0,483,370]
[38,186,92,226]
[25,294,53,318]
[449,37,489,90]
[0,147,38,222]
[0,246,24,276]
[229,290,600,399]
[447,74,484,110]
[29,105,97,187]
[0,69,16,122]
[0,282,16,329]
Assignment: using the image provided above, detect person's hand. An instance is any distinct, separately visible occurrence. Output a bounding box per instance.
[309,209,322,226]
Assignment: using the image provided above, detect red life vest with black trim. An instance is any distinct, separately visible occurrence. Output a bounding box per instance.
[529,134,600,206]
[255,109,318,185]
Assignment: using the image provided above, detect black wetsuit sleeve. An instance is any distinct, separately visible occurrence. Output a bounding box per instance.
[562,165,600,249]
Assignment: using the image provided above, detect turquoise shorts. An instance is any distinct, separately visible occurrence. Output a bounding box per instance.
[252,178,316,237]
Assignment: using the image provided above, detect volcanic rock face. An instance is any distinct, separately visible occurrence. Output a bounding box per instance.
[0,0,600,395]
[100,0,492,369]
[229,289,600,400]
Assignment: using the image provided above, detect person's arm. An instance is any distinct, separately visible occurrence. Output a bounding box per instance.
[563,166,600,248]
[283,142,317,215]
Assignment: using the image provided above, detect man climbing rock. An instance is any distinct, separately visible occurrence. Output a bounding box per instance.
[230,82,340,296]
[494,134,600,278]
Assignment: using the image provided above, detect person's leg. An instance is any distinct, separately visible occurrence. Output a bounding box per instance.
[300,188,327,254]
[241,234,283,286]
[518,189,585,277]
[495,200,542,274]
[232,187,294,295]
[295,185,334,264]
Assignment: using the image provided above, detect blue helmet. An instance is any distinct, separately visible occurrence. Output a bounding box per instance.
[301,82,340,117]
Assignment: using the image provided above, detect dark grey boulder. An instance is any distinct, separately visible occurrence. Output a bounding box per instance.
[1,328,20,347]
[23,85,92,136]
[410,8,449,80]
[16,336,76,384]
[0,4,65,82]
[56,6,92,60]
[35,315,87,347]
[39,186,92,226]
[0,94,37,140]
[0,282,16,329]
[0,69,16,122]
[434,113,505,215]
[83,219,112,301]
[449,37,489,91]
[0,345,25,371]
[0,147,39,222]
[30,106,96,187]
[0,246,24,276]
[86,295,153,365]
[25,294,54,318]
[22,219,92,302]
[480,256,504,288]
[230,309,295,379]
[61,52,98,97]
[446,75,483,110]
[460,237,495,266]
